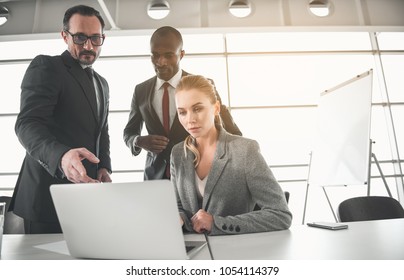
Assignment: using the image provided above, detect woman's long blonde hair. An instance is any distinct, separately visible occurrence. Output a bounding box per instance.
[176,75,222,168]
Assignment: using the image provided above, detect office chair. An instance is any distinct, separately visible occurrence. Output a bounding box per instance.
[337,196,404,222]
[284,191,290,204]
[0,196,24,234]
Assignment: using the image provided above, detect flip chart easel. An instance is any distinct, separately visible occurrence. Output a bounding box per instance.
[301,69,391,223]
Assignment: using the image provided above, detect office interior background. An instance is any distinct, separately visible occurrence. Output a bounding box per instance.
[0,0,403,225]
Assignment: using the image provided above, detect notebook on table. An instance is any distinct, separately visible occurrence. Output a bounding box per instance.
[50,180,206,260]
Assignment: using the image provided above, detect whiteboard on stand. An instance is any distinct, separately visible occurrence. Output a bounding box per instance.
[309,70,373,187]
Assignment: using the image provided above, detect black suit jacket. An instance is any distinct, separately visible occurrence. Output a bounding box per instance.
[10,50,111,223]
[123,70,241,180]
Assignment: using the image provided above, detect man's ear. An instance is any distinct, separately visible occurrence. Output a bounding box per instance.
[61,30,68,44]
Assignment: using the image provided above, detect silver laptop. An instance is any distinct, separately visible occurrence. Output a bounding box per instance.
[50,180,206,260]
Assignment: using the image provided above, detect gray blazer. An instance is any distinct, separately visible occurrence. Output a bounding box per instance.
[171,127,292,235]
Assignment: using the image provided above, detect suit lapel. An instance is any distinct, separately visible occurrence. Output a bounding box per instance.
[93,72,107,126]
[202,129,228,210]
[169,114,185,136]
[167,71,189,138]
[61,51,98,123]
[146,77,168,134]
[182,149,201,213]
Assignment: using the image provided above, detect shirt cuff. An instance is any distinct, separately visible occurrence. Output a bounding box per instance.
[56,163,65,179]
[133,135,140,148]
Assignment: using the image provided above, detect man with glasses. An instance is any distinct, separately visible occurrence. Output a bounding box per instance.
[124,26,241,181]
[10,5,112,234]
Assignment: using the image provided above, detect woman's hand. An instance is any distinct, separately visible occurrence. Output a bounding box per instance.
[191,209,213,233]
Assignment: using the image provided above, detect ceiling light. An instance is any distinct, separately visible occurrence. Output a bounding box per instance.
[308,0,330,17]
[229,0,251,18]
[147,0,170,20]
[0,6,9,26]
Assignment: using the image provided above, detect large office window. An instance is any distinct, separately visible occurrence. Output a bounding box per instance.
[1,30,403,224]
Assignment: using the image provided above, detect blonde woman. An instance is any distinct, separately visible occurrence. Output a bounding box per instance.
[171,75,292,235]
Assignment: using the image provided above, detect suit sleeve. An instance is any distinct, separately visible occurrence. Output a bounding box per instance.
[15,55,70,177]
[209,79,242,136]
[210,140,292,235]
[123,85,144,156]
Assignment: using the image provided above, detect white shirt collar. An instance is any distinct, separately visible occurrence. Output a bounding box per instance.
[80,64,92,69]
[156,69,182,90]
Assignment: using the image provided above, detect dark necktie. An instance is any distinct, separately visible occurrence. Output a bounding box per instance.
[162,82,170,135]
[85,67,102,119]
[162,82,171,179]
[84,66,94,82]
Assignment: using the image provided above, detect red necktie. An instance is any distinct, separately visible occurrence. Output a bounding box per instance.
[162,82,170,135]
[162,82,171,179]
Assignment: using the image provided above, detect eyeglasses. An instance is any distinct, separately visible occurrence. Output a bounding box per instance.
[64,30,105,46]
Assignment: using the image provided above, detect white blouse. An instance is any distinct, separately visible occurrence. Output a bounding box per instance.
[195,171,208,199]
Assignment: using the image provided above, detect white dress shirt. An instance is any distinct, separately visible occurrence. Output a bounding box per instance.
[153,69,183,129]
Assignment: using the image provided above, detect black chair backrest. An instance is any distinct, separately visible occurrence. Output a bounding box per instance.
[284,191,290,204]
[338,196,404,222]
[0,196,25,234]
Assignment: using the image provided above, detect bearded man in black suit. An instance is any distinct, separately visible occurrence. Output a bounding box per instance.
[10,5,112,234]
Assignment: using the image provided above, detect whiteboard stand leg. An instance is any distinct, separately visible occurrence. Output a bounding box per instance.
[367,139,392,197]
[302,152,313,225]
[367,139,374,196]
[302,182,310,225]
[372,153,392,197]
[322,186,339,222]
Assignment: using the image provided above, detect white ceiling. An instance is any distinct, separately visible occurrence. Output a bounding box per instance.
[0,0,404,37]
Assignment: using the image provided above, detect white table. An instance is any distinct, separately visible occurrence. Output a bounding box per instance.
[1,218,404,260]
[200,218,404,259]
